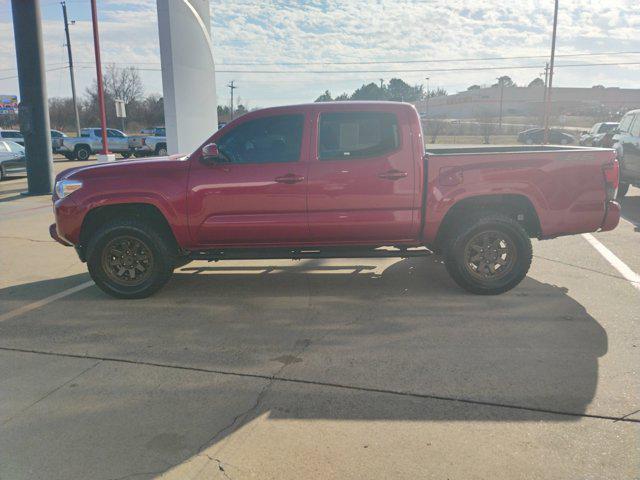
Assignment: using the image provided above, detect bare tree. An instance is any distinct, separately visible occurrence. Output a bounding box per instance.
[103,64,144,105]
[477,109,496,144]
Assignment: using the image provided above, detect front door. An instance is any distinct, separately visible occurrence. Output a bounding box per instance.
[187,112,309,246]
[307,109,418,243]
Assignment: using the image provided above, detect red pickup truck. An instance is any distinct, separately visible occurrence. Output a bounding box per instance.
[50,102,621,299]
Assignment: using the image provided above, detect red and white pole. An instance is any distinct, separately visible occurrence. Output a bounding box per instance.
[90,0,109,155]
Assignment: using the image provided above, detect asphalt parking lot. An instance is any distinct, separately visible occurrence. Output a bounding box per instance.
[1,159,639,479]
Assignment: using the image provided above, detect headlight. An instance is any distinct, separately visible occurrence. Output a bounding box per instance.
[55,179,83,198]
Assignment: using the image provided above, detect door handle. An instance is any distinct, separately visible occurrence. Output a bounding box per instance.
[378,169,408,180]
[275,173,305,184]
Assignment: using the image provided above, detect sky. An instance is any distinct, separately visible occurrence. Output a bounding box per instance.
[0,0,639,109]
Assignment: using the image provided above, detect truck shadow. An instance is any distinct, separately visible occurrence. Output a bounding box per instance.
[0,258,610,478]
[620,193,640,231]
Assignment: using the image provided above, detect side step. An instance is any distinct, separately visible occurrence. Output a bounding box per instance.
[189,246,433,261]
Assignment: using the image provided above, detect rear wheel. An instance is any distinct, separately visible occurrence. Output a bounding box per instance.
[87,218,175,299]
[444,214,532,295]
[617,182,630,200]
[75,145,91,161]
[155,144,167,156]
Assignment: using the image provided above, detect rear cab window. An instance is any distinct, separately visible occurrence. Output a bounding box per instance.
[318,111,399,160]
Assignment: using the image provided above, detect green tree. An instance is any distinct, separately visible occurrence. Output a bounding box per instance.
[467,84,481,90]
[386,78,423,102]
[351,82,387,101]
[492,76,516,88]
[528,78,544,88]
[315,90,333,102]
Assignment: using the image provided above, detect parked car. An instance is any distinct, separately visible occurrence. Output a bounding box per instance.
[579,122,618,146]
[517,128,575,145]
[0,129,24,146]
[128,127,167,157]
[50,102,620,299]
[612,109,640,199]
[0,140,26,179]
[56,128,132,161]
[51,129,67,153]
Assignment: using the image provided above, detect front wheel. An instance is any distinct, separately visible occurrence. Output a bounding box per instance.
[75,146,91,161]
[444,214,532,295]
[155,145,168,156]
[87,218,175,299]
[120,152,132,159]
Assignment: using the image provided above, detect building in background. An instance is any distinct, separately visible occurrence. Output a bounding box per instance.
[415,86,640,121]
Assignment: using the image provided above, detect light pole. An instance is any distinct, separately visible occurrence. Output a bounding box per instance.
[90,0,110,158]
[11,0,54,195]
[543,0,559,144]
[497,77,504,133]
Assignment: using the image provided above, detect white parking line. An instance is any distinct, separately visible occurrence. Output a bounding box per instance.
[582,233,640,292]
[0,281,94,323]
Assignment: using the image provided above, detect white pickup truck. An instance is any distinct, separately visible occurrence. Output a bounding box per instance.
[128,127,167,157]
[56,127,132,160]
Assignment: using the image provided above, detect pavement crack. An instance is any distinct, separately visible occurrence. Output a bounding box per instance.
[1,360,101,427]
[0,235,54,243]
[1,345,638,424]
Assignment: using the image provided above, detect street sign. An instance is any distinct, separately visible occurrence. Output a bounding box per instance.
[0,95,18,115]
[115,99,126,118]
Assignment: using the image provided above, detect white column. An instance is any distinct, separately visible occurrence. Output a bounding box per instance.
[157,0,218,155]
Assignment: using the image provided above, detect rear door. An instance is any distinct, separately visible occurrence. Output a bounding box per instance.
[107,129,129,152]
[307,108,417,243]
[187,111,310,246]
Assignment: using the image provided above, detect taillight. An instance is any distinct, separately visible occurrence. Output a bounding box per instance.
[602,158,619,201]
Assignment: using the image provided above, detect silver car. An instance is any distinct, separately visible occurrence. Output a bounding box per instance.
[0,140,26,179]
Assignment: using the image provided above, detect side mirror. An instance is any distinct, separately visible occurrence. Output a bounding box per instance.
[201,143,220,164]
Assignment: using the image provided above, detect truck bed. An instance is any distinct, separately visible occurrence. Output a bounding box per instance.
[422,145,617,244]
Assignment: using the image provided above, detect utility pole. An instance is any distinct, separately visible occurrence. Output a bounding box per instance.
[425,77,430,117]
[11,0,54,195]
[541,62,549,125]
[497,77,504,133]
[61,1,80,136]
[227,80,237,120]
[543,0,559,144]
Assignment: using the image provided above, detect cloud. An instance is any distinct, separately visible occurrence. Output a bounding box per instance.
[0,0,638,107]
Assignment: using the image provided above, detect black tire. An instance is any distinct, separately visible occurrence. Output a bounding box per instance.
[443,214,532,295]
[0,164,6,180]
[64,154,74,161]
[75,145,91,161]
[120,151,132,159]
[86,218,175,299]
[617,182,630,200]
[155,144,167,156]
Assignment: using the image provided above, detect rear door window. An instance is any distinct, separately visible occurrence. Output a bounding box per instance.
[318,112,399,160]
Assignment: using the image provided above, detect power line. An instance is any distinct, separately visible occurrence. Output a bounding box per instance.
[0,66,68,81]
[70,61,640,75]
[69,50,640,68]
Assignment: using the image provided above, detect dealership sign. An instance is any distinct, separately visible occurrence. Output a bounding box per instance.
[0,95,18,115]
